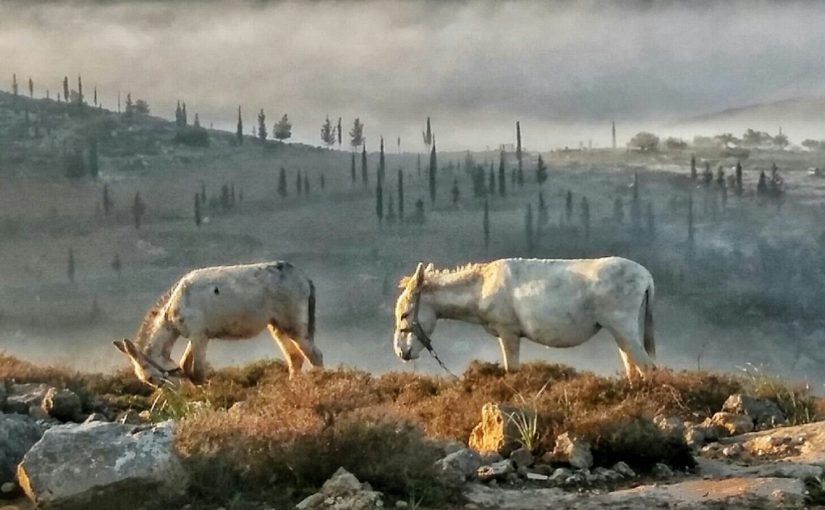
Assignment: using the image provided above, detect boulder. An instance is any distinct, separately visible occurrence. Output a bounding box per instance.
[41,388,82,422]
[17,420,187,510]
[296,467,383,510]
[0,382,6,409]
[708,412,754,436]
[653,415,684,437]
[683,423,706,448]
[434,448,483,487]
[611,461,636,478]
[476,460,515,482]
[549,432,593,470]
[722,394,786,429]
[651,463,674,479]
[468,403,526,457]
[0,414,44,487]
[4,383,50,415]
[508,447,533,468]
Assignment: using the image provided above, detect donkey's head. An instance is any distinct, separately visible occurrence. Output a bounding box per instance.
[394,262,437,362]
[113,339,182,388]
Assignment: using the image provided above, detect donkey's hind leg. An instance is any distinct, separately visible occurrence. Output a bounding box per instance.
[180,336,210,383]
[605,322,654,381]
[267,325,305,377]
[498,334,521,372]
[289,335,324,368]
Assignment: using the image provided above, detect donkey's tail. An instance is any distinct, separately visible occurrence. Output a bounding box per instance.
[643,282,655,359]
[307,279,316,342]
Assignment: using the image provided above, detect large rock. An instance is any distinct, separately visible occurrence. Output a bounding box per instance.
[468,403,526,457]
[549,432,593,470]
[722,394,787,429]
[17,420,187,510]
[0,382,7,409]
[708,412,754,436]
[41,388,82,422]
[0,414,44,487]
[4,383,50,415]
[434,448,483,487]
[296,467,383,510]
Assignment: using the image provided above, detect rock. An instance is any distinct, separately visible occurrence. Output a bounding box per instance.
[548,468,572,484]
[652,463,674,479]
[438,440,465,456]
[476,460,514,482]
[27,406,49,422]
[4,383,50,414]
[709,412,754,436]
[653,415,684,437]
[611,461,636,478]
[683,423,706,448]
[468,403,527,457]
[42,388,82,422]
[0,382,6,409]
[297,467,383,510]
[394,501,408,508]
[508,447,533,468]
[722,394,786,429]
[84,413,108,423]
[17,420,187,509]
[721,443,744,458]
[434,448,483,487]
[550,432,593,470]
[1,481,16,494]
[116,409,142,424]
[593,467,621,482]
[479,452,503,464]
[524,472,549,481]
[0,414,44,486]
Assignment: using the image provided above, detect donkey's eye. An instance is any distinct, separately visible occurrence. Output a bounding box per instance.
[400,312,409,320]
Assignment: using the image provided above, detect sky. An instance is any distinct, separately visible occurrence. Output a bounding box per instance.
[2,0,825,150]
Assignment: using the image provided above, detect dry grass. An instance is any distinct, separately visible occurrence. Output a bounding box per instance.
[2,353,822,507]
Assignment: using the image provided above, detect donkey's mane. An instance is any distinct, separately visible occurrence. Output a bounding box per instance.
[398,262,486,288]
[133,281,179,349]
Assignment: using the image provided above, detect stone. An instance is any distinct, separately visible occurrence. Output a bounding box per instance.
[550,432,593,469]
[653,415,684,437]
[709,412,754,436]
[439,440,465,456]
[17,420,187,509]
[683,423,706,448]
[434,448,483,487]
[0,382,6,409]
[476,460,514,482]
[652,463,674,479]
[4,383,50,414]
[722,394,786,429]
[721,443,744,458]
[27,406,49,421]
[297,467,383,510]
[0,413,44,486]
[42,387,82,422]
[84,412,108,423]
[508,447,533,468]
[1,481,16,494]
[468,403,527,457]
[593,467,622,482]
[611,461,636,478]
[394,501,408,508]
[548,467,572,484]
[116,409,141,424]
[525,472,549,481]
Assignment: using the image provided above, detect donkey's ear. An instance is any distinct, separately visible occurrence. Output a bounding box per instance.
[414,262,426,287]
[113,340,128,355]
[122,338,142,358]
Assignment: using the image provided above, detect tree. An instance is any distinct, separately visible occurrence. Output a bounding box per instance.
[757,170,768,196]
[67,248,75,283]
[12,74,18,97]
[337,117,342,147]
[422,117,432,149]
[498,151,506,198]
[257,109,267,141]
[428,138,437,204]
[628,131,659,152]
[27,77,33,98]
[702,162,713,187]
[102,184,113,216]
[93,86,97,106]
[483,199,490,249]
[525,204,534,253]
[690,155,697,181]
[88,138,99,178]
[376,179,383,224]
[516,121,524,187]
[580,197,590,239]
[132,192,146,229]
[361,143,368,188]
[687,192,695,253]
[77,74,84,108]
[175,101,184,127]
[488,162,496,196]
[665,137,688,150]
[417,154,422,178]
[236,106,243,145]
[538,191,549,228]
[194,113,201,128]
[320,115,335,148]
[613,196,624,224]
[274,114,292,141]
[63,76,69,106]
[773,132,789,150]
[536,154,547,185]
[349,118,365,148]
[194,193,202,228]
[378,136,386,186]
[398,169,405,222]
[565,190,573,224]
[278,168,288,198]
[451,177,460,206]
[350,153,356,184]
[735,161,743,196]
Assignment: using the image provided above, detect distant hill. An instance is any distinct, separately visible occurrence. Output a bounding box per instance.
[676,97,825,126]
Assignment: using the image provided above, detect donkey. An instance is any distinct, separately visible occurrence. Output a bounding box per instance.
[114,261,323,387]
[393,257,655,380]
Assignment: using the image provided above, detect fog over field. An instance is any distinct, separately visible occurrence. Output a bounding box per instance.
[3,0,825,149]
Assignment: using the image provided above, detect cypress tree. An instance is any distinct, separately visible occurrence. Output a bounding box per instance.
[525,203,534,253]
[62,76,69,106]
[398,169,405,222]
[28,77,33,98]
[12,74,18,98]
[337,117,342,147]
[93,86,97,106]
[376,179,383,224]
[580,197,590,239]
[488,162,496,196]
[536,154,547,185]
[236,106,243,145]
[257,109,267,141]
[690,155,697,181]
[417,153,422,179]
[278,168,288,197]
[735,161,743,196]
[687,191,695,252]
[498,151,506,198]
[516,121,524,187]
[451,177,460,206]
[483,199,490,249]
[111,253,122,274]
[379,136,386,186]
[194,193,202,227]
[428,137,437,204]
[77,74,83,108]
[565,190,573,224]
[200,181,207,203]
[361,143,368,188]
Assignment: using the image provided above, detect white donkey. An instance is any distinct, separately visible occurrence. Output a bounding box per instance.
[114,261,323,387]
[393,257,655,380]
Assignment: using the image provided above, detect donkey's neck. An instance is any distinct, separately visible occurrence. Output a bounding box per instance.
[422,269,484,323]
[140,315,179,364]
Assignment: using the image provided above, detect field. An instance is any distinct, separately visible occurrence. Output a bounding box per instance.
[1,90,825,389]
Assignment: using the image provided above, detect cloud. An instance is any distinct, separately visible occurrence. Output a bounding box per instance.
[2,0,824,149]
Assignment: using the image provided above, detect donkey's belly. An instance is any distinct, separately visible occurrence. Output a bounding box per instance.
[521,314,600,348]
[205,315,269,339]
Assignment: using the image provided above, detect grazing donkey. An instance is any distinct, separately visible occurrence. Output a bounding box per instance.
[114,261,323,387]
[393,257,655,380]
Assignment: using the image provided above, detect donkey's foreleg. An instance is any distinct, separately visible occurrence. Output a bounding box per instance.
[290,336,324,369]
[498,335,521,372]
[267,325,305,378]
[180,336,210,384]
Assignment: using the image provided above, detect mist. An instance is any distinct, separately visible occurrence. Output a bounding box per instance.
[3,0,825,150]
